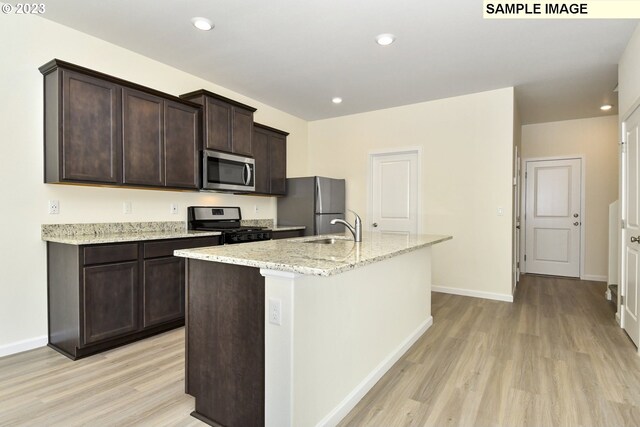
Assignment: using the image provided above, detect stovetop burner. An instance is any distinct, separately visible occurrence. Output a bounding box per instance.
[187,206,272,244]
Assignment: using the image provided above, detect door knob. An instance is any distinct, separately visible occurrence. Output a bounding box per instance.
[372,223,378,228]
[632,236,640,243]
[573,213,579,218]
[573,222,580,226]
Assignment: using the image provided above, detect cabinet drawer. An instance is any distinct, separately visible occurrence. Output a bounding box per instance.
[143,236,221,259]
[83,243,138,265]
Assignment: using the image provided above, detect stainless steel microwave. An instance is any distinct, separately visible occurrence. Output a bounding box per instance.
[202,150,255,192]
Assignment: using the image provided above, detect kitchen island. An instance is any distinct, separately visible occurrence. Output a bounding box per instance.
[175,232,451,427]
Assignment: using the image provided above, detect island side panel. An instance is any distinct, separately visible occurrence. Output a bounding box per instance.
[264,246,433,427]
[186,259,265,427]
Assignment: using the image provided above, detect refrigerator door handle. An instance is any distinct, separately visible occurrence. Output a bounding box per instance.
[316,177,322,214]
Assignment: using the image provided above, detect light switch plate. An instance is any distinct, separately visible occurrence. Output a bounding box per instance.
[269,298,282,326]
[123,201,132,214]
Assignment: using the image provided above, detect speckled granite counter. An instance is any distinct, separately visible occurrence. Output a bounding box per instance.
[42,221,221,245]
[175,232,451,276]
[241,219,305,232]
[270,226,306,232]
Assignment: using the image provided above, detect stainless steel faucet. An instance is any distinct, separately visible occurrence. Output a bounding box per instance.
[331,210,362,242]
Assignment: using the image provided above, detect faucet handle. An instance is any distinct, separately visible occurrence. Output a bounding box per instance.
[348,209,362,224]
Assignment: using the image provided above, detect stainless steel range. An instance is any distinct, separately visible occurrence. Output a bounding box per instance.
[187,206,271,244]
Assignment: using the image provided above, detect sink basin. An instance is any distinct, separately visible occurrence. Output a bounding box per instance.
[304,238,350,244]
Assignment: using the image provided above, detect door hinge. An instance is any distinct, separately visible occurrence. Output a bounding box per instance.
[622,219,626,229]
[524,254,527,261]
[621,141,626,153]
[517,261,520,268]
[621,295,624,305]
[525,171,528,179]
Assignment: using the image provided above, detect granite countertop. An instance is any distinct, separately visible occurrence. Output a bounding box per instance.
[270,226,306,232]
[42,221,221,245]
[175,232,452,277]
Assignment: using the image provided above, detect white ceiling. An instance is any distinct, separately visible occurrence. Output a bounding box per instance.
[41,0,637,124]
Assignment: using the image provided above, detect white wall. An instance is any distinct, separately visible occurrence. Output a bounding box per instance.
[521,116,619,280]
[307,88,515,300]
[0,14,308,350]
[619,23,640,119]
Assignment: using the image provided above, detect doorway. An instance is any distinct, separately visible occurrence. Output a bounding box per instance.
[368,150,420,234]
[523,157,583,277]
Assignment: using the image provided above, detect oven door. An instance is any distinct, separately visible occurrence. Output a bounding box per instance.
[202,150,255,192]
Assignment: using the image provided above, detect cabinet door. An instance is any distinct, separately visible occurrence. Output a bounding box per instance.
[231,107,253,156]
[164,101,199,189]
[252,127,270,194]
[61,70,121,183]
[122,88,164,186]
[269,134,287,195]
[205,97,232,152]
[143,257,185,328]
[82,261,138,345]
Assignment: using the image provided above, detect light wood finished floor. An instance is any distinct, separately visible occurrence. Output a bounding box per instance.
[1,275,639,426]
[339,275,640,427]
[0,328,205,426]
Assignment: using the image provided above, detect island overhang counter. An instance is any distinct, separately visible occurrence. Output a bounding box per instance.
[175,232,451,427]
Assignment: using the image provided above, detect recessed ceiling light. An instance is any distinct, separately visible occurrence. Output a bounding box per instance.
[375,33,395,46]
[191,17,213,31]
[332,97,343,104]
[600,104,613,111]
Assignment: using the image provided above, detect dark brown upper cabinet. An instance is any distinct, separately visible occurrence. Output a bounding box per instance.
[180,89,256,157]
[253,123,288,195]
[164,100,200,188]
[122,88,164,186]
[48,69,122,184]
[40,59,201,190]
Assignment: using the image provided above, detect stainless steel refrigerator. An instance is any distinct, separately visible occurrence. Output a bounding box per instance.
[277,176,346,236]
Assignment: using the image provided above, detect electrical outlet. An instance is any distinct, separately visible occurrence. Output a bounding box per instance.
[48,200,59,214]
[269,298,282,326]
[497,207,504,216]
[123,201,132,214]
[170,203,179,214]
[254,205,259,214]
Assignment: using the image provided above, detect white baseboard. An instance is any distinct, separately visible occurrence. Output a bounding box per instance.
[318,316,433,427]
[0,336,48,358]
[432,285,514,302]
[581,274,607,282]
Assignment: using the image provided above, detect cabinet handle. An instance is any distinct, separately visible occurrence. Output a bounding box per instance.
[632,236,640,243]
[573,222,579,226]
[372,223,378,228]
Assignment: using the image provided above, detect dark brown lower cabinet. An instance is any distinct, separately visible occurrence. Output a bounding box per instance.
[47,236,220,360]
[186,259,265,427]
[143,257,184,328]
[83,261,139,344]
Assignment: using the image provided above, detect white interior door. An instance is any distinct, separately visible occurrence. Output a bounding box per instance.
[623,107,640,348]
[525,158,581,277]
[370,151,419,234]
